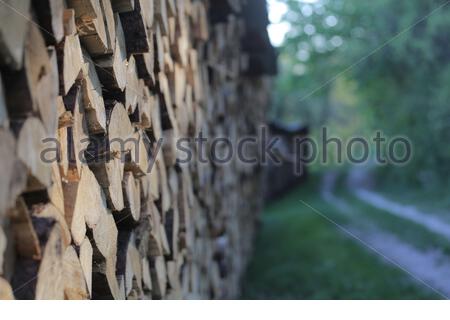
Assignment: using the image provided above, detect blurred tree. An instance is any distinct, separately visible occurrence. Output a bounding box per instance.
[274,0,450,187]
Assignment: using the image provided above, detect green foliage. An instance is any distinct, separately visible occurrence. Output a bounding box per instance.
[240,180,438,299]
[273,0,450,186]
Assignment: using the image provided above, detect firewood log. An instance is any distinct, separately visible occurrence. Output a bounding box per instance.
[57,34,84,95]
[33,0,65,45]
[35,224,65,299]
[95,13,127,91]
[0,0,274,300]
[62,245,89,299]
[0,277,14,300]
[111,0,135,13]
[16,117,52,191]
[0,0,31,69]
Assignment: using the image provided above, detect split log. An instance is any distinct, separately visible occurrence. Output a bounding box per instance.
[57,34,84,95]
[63,9,78,36]
[9,198,41,259]
[64,166,108,246]
[125,55,140,113]
[108,102,133,156]
[69,0,109,56]
[63,85,89,174]
[0,0,31,69]
[0,130,22,215]
[33,0,65,44]
[150,256,167,298]
[119,0,150,54]
[0,0,273,300]
[95,14,127,91]
[80,237,93,297]
[63,245,89,299]
[90,210,121,300]
[111,0,135,13]
[35,224,65,300]
[0,277,14,300]
[16,117,52,191]
[122,172,141,222]
[90,156,125,212]
[81,53,107,134]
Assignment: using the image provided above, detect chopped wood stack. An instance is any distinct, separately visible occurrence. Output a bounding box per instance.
[0,0,273,299]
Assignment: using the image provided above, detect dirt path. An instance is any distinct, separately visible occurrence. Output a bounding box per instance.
[321,172,450,298]
[348,168,450,240]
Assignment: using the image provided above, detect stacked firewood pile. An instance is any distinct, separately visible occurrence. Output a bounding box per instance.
[0,0,274,300]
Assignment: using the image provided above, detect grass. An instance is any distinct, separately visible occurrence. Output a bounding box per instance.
[240,178,438,299]
[335,190,450,256]
[376,180,450,222]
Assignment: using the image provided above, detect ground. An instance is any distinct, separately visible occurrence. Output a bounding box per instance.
[240,173,444,299]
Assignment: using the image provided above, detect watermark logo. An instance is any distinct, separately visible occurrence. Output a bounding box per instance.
[40,126,413,175]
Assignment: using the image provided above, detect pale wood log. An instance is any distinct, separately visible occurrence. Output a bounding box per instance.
[0,129,19,215]
[63,85,89,175]
[162,36,174,72]
[34,203,71,251]
[63,245,89,299]
[81,53,107,134]
[65,166,108,245]
[48,162,65,216]
[0,277,14,299]
[95,13,127,91]
[145,159,160,201]
[125,130,149,178]
[9,198,40,260]
[124,233,143,298]
[66,0,98,19]
[156,153,171,213]
[91,210,121,299]
[154,0,168,36]
[151,95,163,141]
[35,224,65,300]
[0,74,8,128]
[167,168,180,255]
[155,24,164,72]
[100,0,116,52]
[139,0,154,29]
[125,55,140,113]
[79,237,93,297]
[63,9,77,36]
[62,169,86,247]
[122,171,141,222]
[90,157,125,212]
[162,129,177,167]
[135,50,156,88]
[41,47,61,137]
[57,34,84,95]
[33,0,65,44]
[150,256,167,298]
[154,202,170,255]
[0,0,31,69]
[147,202,163,257]
[137,81,153,129]
[158,72,178,135]
[17,117,52,191]
[142,257,152,293]
[0,225,5,274]
[58,125,70,178]
[111,0,135,13]
[108,102,134,156]
[167,260,181,298]
[69,0,109,56]
[2,23,51,119]
[119,0,150,54]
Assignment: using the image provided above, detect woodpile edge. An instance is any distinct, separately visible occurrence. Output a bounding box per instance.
[0,0,275,299]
